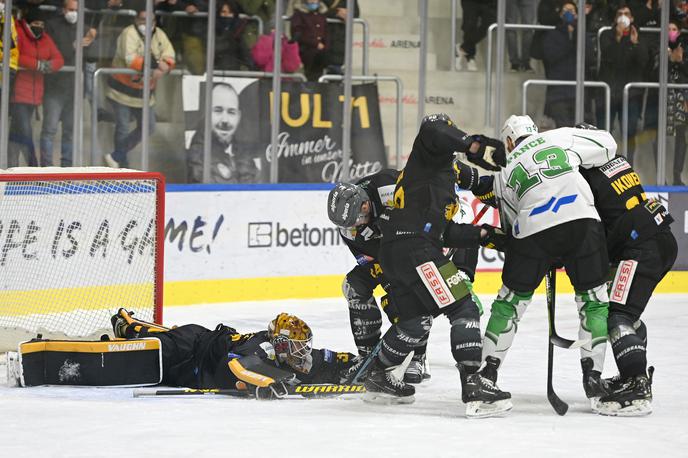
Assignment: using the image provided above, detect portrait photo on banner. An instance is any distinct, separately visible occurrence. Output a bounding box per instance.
[182,75,387,183]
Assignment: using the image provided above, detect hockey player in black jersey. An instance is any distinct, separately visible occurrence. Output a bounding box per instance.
[111,309,356,398]
[327,169,431,384]
[327,170,488,384]
[576,125,677,416]
[355,114,511,417]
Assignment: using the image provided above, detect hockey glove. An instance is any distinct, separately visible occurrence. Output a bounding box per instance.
[480,224,508,251]
[466,135,506,171]
[254,381,289,400]
[453,159,479,191]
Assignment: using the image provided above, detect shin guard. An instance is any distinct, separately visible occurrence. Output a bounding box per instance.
[609,313,647,378]
[482,285,533,366]
[378,315,433,368]
[446,296,483,371]
[575,284,609,372]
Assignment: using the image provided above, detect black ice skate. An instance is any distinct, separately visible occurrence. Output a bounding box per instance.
[581,357,609,411]
[597,367,654,417]
[458,363,512,418]
[363,359,415,405]
[404,353,430,384]
[478,356,500,385]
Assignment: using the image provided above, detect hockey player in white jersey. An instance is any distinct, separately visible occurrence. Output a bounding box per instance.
[479,115,615,409]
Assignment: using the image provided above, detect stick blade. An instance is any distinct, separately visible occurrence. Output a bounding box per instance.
[547,390,569,416]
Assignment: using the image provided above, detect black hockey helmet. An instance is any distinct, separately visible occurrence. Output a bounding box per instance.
[327,182,370,228]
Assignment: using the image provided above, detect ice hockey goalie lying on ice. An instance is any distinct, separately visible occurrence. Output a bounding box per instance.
[111,309,357,398]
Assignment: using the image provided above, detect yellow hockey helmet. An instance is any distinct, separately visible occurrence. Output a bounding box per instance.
[268,313,313,368]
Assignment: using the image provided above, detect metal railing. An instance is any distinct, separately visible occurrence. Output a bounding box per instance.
[282,15,370,75]
[319,74,404,167]
[522,79,611,130]
[485,22,556,127]
[622,82,688,184]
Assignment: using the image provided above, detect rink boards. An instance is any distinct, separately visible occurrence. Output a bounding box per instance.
[162,184,688,305]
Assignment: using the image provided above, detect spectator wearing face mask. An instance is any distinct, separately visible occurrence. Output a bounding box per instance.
[38,0,97,166]
[103,8,175,169]
[8,7,63,167]
[542,1,577,127]
[214,0,252,71]
[291,0,328,81]
[598,5,647,166]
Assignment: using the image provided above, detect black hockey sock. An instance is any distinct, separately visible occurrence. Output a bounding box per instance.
[635,319,648,346]
[348,296,383,349]
[378,315,433,368]
[609,313,647,378]
[446,296,482,372]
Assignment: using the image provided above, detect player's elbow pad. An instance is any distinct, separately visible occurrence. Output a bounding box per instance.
[443,223,482,249]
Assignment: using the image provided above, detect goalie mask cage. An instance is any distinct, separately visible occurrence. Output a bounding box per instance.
[0,168,164,351]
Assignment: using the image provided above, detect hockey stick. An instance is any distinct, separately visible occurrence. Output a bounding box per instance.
[133,383,365,399]
[471,204,490,225]
[545,268,568,416]
[546,269,590,349]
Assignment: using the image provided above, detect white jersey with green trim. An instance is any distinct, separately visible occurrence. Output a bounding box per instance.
[494,127,617,239]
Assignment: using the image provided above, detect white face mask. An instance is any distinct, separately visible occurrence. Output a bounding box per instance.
[617,15,631,29]
[0,3,5,14]
[137,24,147,35]
[64,11,77,24]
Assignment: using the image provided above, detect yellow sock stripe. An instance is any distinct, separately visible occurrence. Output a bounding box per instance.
[228,358,275,388]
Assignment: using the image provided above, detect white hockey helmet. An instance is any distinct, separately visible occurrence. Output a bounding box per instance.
[501,115,538,147]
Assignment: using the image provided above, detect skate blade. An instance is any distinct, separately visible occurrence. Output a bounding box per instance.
[589,397,601,414]
[596,399,652,417]
[465,399,513,419]
[363,392,415,405]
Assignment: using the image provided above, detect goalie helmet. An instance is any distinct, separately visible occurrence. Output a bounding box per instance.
[500,114,538,147]
[268,313,313,370]
[327,182,371,228]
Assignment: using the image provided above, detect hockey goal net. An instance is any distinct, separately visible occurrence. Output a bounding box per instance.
[0,168,164,351]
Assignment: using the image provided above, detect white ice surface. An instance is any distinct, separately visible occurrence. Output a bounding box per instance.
[1,294,687,458]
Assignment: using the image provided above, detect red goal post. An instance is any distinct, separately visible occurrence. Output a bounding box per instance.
[0,168,164,351]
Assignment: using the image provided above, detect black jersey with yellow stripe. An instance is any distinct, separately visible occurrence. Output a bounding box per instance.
[580,155,673,260]
[379,115,474,246]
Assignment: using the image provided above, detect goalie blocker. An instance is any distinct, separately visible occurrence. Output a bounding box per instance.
[8,338,162,387]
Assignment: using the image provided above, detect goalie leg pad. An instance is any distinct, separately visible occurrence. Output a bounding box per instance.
[16,338,162,387]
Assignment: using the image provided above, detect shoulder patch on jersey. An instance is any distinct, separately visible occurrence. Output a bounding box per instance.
[259,342,276,360]
[377,184,397,208]
[599,156,631,178]
[323,349,334,363]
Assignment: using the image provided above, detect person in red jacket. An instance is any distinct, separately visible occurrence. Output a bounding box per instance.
[8,7,63,167]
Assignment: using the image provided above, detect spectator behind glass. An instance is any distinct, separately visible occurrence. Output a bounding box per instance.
[542,1,577,127]
[8,7,63,167]
[631,1,661,146]
[237,0,275,49]
[455,0,496,72]
[40,0,97,167]
[322,0,358,75]
[530,0,561,68]
[667,19,688,185]
[291,0,328,81]
[598,5,647,166]
[103,8,175,169]
[506,0,537,72]
[177,1,208,75]
[0,1,19,99]
[215,0,252,71]
[186,82,261,183]
[251,28,301,73]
